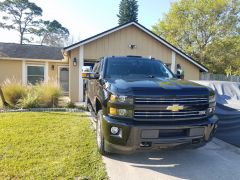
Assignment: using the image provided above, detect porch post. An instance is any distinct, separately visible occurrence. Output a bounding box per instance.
[79,45,84,102]
[171,51,176,73]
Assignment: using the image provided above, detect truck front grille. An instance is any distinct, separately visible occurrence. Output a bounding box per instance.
[135,96,209,105]
[134,96,209,121]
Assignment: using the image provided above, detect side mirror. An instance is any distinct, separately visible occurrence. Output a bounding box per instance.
[175,70,184,79]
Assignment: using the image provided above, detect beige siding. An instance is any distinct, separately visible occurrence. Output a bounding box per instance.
[176,55,200,80]
[0,60,22,85]
[69,48,80,102]
[48,62,68,84]
[0,59,68,88]
[84,25,172,63]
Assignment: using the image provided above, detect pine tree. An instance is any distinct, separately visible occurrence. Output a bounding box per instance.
[117,0,139,25]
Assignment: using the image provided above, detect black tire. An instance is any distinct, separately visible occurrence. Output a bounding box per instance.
[96,110,108,155]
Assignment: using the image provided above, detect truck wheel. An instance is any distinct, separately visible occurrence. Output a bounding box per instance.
[96,110,108,155]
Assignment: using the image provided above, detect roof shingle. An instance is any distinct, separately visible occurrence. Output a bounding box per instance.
[0,42,63,60]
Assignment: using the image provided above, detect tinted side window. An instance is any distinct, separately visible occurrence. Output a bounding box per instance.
[93,63,100,73]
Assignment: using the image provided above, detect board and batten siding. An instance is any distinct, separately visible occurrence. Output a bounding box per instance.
[176,54,200,80]
[84,25,172,64]
[0,60,22,84]
[83,25,200,80]
[69,48,80,102]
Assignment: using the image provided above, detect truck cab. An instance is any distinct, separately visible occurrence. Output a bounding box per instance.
[83,56,218,154]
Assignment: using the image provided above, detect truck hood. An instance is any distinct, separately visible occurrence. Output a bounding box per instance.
[106,78,210,96]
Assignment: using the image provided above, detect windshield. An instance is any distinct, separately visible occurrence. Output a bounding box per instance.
[104,57,174,79]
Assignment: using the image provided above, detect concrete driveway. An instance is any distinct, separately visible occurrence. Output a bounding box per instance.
[103,138,240,180]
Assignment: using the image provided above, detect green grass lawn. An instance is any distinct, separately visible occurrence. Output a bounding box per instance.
[0,112,107,179]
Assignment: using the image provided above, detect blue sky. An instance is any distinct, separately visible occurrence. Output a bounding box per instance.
[0,0,174,44]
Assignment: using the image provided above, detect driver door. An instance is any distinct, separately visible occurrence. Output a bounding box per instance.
[88,62,100,105]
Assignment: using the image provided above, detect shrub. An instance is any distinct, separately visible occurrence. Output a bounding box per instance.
[1,80,63,109]
[18,93,40,109]
[34,82,62,108]
[2,79,27,107]
[65,101,76,108]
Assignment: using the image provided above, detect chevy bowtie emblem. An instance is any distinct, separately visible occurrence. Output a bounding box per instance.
[167,104,184,112]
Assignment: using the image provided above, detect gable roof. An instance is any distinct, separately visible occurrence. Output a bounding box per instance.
[0,42,63,60]
[64,21,208,72]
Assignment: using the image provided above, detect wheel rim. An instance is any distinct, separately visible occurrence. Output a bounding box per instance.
[96,119,101,148]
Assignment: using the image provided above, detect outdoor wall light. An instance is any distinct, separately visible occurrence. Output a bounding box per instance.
[51,65,55,70]
[128,44,137,49]
[73,58,77,66]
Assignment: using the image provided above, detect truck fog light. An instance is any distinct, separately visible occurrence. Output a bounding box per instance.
[207,107,215,114]
[118,109,127,116]
[110,127,119,135]
[109,107,117,115]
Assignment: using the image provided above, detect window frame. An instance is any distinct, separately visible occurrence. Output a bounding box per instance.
[26,64,45,85]
[58,66,69,93]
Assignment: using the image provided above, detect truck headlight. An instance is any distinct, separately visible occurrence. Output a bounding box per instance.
[110,95,133,104]
[209,95,216,103]
[109,107,133,118]
[209,90,216,103]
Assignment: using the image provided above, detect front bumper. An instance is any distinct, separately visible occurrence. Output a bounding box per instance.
[102,115,218,154]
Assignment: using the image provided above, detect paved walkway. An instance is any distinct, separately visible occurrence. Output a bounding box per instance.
[103,138,240,180]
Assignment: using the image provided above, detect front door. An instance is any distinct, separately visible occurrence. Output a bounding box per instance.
[59,67,69,94]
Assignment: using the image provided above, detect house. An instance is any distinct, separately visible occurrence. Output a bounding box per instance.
[0,43,69,93]
[0,21,208,103]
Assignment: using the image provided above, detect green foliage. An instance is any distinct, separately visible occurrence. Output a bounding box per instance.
[0,0,42,44]
[34,83,62,108]
[18,93,39,109]
[152,0,240,75]
[205,36,240,75]
[117,0,139,25]
[66,101,76,109]
[36,20,70,47]
[2,80,62,109]
[0,112,107,179]
[0,0,69,46]
[2,79,27,107]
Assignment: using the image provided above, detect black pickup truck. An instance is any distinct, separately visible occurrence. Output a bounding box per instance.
[83,56,218,154]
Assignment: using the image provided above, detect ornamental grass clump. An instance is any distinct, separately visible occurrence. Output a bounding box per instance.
[1,79,63,109]
[34,82,62,108]
[18,92,40,109]
[2,79,27,107]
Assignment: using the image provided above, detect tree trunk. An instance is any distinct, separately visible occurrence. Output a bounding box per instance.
[0,86,10,107]
[20,32,24,44]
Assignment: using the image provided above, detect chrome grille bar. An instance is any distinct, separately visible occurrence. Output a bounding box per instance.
[135,111,204,114]
[134,96,209,121]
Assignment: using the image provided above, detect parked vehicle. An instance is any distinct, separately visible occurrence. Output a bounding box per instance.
[83,56,218,154]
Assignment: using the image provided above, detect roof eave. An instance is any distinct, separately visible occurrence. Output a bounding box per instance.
[0,57,65,62]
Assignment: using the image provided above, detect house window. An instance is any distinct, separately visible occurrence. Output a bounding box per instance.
[27,65,45,84]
